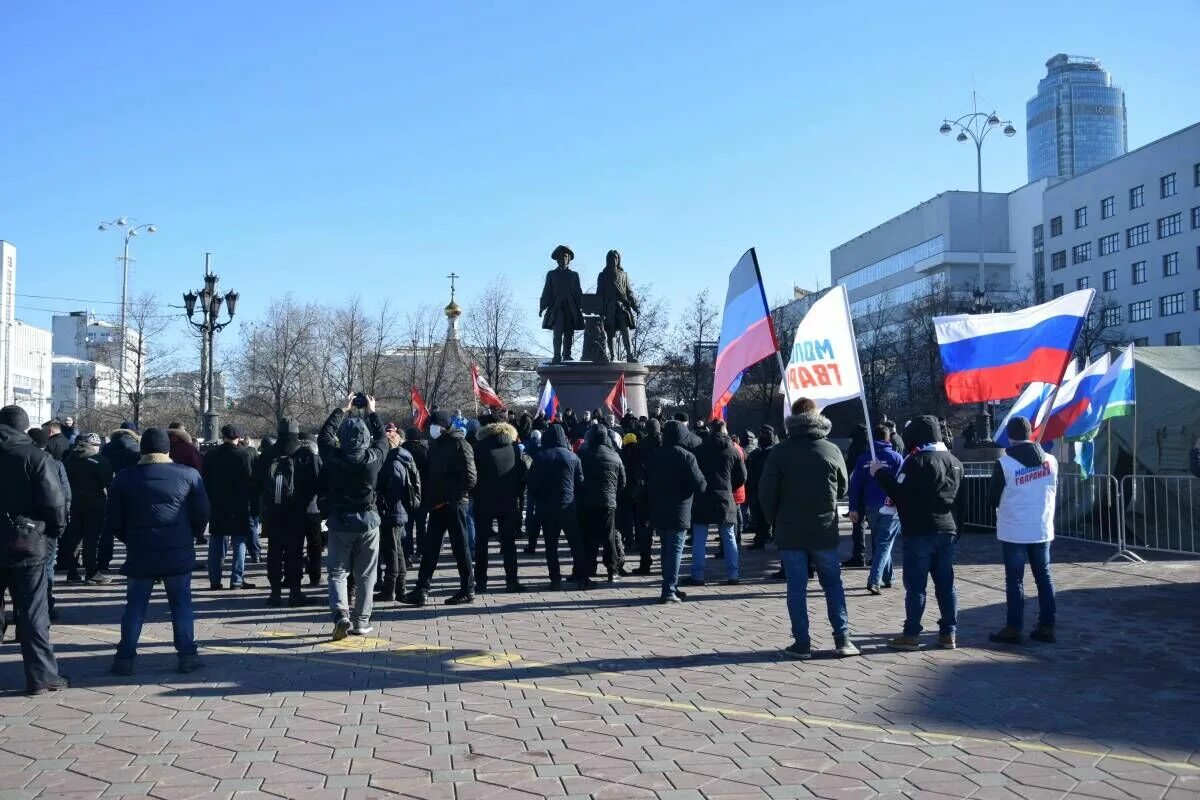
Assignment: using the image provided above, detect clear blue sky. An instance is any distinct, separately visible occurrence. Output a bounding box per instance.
[3,1,1198,345]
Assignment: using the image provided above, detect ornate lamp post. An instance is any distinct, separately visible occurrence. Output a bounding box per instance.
[183,254,238,442]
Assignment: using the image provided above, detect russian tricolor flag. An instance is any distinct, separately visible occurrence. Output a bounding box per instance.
[711,248,778,419]
[1040,353,1111,442]
[934,290,1095,404]
[538,379,559,421]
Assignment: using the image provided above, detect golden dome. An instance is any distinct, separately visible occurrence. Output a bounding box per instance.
[444,300,461,318]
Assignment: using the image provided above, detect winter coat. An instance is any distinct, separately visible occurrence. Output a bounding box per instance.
[0,424,68,568]
[644,420,706,531]
[692,432,747,525]
[732,443,747,506]
[745,429,776,504]
[257,434,321,516]
[45,433,71,461]
[402,438,431,508]
[168,429,204,472]
[103,454,210,578]
[377,445,417,527]
[471,422,527,512]
[202,442,258,536]
[580,427,625,510]
[101,429,141,474]
[65,442,113,513]
[759,412,848,551]
[846,425,869,470]
[318,410,388,529]
[875,415,964,536]
[848,440,903,515]
[619,438,643,503]
[528,424,583,512]
[49,458,72,512]
[426,426,477,508]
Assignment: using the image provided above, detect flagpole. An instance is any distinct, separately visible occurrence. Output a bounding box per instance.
[1034,355,1077,445]
[839,286,876,462]
[749,247,794,414]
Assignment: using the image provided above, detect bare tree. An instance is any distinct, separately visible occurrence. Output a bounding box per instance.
[651,290,719,419]
[98,292,180,430]
[854,293,899,420]
[462,278,530,399]
[1076,298,1128,360]
[234,296,323,429]
[626,283,670,364]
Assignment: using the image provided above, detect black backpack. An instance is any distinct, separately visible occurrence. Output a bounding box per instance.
[267,453,297,507]
[402,456,422,513]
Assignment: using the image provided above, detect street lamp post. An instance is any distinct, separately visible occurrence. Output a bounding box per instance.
[183,253,238,443]
[98,217,156,385]
[939,93,1016,440]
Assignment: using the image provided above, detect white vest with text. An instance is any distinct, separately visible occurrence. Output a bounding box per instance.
[996,452,1057,544]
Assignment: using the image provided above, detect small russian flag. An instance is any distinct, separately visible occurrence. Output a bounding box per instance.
[538,379,559,421]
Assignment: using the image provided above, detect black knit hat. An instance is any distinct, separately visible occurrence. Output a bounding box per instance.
[0,405,30,431]
[221,424,242,440]
[1006,416,1033,442]
[140,427,171,455]
[430,409,452,428]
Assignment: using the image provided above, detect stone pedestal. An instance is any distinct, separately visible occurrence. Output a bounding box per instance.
[536,361,649,418]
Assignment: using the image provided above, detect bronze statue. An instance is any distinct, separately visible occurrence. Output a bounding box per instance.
[595,249,640,362]
[540,245,584,363]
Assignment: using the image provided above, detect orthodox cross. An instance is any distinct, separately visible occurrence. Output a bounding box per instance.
[447,272,459,303]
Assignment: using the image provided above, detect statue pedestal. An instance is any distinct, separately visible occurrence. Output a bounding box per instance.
[536,361,649,418]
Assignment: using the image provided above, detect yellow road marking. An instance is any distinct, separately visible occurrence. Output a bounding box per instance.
[57,624,1198,773]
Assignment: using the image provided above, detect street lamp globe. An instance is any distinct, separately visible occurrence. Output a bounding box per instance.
[224,290,239,317]
[97,223,108,231]
[956,131,969,143]
[1003,124,1017,137]
[987,114,1000,126]
[183,290,198,317]
[146,225,157,234]
[939,122,952,135]
[116,217,128,227]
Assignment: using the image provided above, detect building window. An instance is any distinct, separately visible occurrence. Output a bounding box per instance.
[1131,261,1147,284]
[1075,206,1088,228]
[1076,276,1090,290]
[1165,332,1182,346]
[1160,292,1185,316]
[1052,283,1064,298]
[1033,224,1044,247]
[1099,232,1120,256]
[1161,172,1177,198]
[1130,185,1144,209]
[1195,163,1200,187]
[1126,223,1150,248]
[1051,251,1067,271]
[1102,305,1121,327]
[1072,242,1092,264]
[1158,212,1182,239]
[1050,216,1063,237]
[1103,269,1117,291]
[1101,196,1115,219]
[1193,207,1200,230]
[1164,252,1179,277]
[1133,337,1149,346]
[1195,288,1200,311]
[1130,299,1152,322]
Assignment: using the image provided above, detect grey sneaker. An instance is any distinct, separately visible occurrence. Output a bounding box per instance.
[332,616,352,641]
[833,636,861,658]
[783,642,812,660]
[350,624,373,636]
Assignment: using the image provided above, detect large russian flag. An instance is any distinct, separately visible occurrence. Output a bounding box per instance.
[711,248,779,419]
[934,290,1095,404]
[1040,353,1111,442]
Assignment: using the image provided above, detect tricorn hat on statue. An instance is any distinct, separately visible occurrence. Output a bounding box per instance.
[551,244,575,261]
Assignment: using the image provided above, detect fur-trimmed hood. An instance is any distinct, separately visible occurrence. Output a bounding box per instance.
[784,412,832,440]
[109,428,140,442]
[477,422,518,444]
[167,428,193,445]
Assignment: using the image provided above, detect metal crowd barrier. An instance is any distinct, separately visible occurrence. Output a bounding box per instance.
[1120,474,1199,557]
[959,461,996,530]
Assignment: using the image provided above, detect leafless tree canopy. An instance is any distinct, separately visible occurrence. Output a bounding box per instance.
[462,279,530,398]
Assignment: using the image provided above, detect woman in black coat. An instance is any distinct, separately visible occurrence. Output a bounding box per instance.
[103,429,210,676]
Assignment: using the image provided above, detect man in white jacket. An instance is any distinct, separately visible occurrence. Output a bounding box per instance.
[987,416,1058,645]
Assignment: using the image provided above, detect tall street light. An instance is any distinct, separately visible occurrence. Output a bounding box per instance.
[939,94,1017,441]
[183,253,239,442]
[938,94,1017,312]
[98,217,156,382]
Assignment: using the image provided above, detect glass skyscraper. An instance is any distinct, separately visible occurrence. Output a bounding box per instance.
[1026,54,1127,182]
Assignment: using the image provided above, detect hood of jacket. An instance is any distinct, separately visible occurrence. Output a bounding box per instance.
[758,427,777,447]
[587,426,614,450]
[337,417,370,454]
[478,422,518,445]
[904,415,941,449]
[642,418,663,447]
[872,439,896,455]
[70,439,100,458]
[109,428,140,444]
[167,428,193,445]
[0,424,32,450]
[541,424,569,450]
[1005,440,1047,468]
[784,412,832,440]
[662,420,690,447]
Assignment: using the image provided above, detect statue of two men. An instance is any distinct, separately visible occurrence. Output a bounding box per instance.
[539,245,639,363]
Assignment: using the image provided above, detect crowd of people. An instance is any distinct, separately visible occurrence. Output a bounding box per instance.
[0,395,1064,695]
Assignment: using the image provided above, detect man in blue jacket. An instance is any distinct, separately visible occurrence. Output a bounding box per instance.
[527,424,583,589]
[848,423,904,595]
[104,428,210,676]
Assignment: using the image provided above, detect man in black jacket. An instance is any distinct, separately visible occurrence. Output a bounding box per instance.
[629,419,663,574]
[527,424,583,589]
[645,420,706,603]
[873,414,965,651]
[471,416,527,593]
[260,418,322,608]
[404,410,477,606]
[688,420,746,586]
[402,427,429,565]
[0,405,69,695]
[61,434,113,585]
[202,425,258,590]
[746,425,776,549]
[580,424,626,585]
[318,396,389,639]
[374,424,419,602]
[41,420,71,461]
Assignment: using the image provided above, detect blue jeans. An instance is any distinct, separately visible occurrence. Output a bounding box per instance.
[466,500,477,557]
[248,517,262,561]
[207,534,248,587]
[658,529,687,598]
[691,523,739,580]
[1002,541,1056,630]
[866,511,901,588]
[902,534,957,636]
[116,574,197,659]
[44,538,58,611]
[779,549,848,646]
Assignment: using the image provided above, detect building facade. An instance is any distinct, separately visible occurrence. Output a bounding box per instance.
[51,357,122,418]
[1027,54,1127,183]
[7,321,53,423]
[1,241,16,410]
[1039,123,1200,347]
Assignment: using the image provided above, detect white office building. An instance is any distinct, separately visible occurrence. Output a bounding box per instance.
[0,242,55,423]
[50,357,121,418]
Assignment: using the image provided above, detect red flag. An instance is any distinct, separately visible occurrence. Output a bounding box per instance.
[471,364,505,409]
[410,386,429,430]
[604,373,629,417]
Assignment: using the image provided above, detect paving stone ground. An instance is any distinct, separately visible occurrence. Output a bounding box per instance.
[2,521,1198,800]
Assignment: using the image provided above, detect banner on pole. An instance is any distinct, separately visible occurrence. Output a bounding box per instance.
[780,285,863,411]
